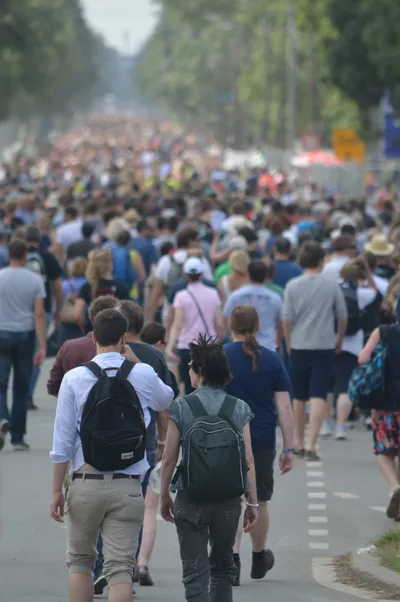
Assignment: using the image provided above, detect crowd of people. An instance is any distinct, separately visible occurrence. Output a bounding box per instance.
[1,115,400,601]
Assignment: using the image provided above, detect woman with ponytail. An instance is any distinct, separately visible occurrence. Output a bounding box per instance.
[224,305,294,587]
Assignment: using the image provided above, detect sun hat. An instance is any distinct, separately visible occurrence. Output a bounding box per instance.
[364,234,395,257]
[183,257,205,275]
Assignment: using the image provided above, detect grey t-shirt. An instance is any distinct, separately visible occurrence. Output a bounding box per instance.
[169,387,253,491]
[223,284,282,351]
[282,274,348,350]
[0,267,46,332]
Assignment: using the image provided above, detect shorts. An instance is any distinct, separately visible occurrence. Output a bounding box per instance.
[333,351,358,398]
[372,411,400,455]
[290,349,334,402]
[253,449,275,502]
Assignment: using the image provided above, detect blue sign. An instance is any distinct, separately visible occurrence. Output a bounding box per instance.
[383,91,400,159]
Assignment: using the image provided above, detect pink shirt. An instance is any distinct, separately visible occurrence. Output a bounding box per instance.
[173,282,221,348]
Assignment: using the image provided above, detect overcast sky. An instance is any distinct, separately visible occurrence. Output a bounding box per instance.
[81,0,158,54]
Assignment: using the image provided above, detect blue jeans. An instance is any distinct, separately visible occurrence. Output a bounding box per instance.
[29,313,52,398]
[0,330,35,444]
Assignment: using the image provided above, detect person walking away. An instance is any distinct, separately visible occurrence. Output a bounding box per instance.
[217,250,249,305]
[0,239,46,451]
[166,258,223,394]
[359,323,400,520]
[111,230,145,303]
[223,260,283,352]
[25,226,63,409]
[322,235,357,282]
[53,206,83,262]
[131,219,159,277]
[272,237,303,288]
[146,226,213,324]
[50,308,174,602]
[283,242,348,461]
[365,234,396,281]
[47,296,118,397]
[334,258,380,440]
[66,221,97,262]
[160,334,259,602]
[224,305,294,584]
[73,248,131,328]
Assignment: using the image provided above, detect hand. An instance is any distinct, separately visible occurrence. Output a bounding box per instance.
[160,495,175,523]
[50,490,65,522]
[243,505,258,533]
[279,452,294,475]
[34,347,46,366]
[166,347,179,363]
[335,339,343,354]
[121,345,140,363]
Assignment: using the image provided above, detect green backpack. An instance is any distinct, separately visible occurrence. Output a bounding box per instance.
[177,393,247,502]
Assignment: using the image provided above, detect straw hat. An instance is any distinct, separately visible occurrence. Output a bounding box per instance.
[365,234,395,257]
[229,250,250,274]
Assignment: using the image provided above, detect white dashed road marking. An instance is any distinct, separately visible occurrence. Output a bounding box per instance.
[308,504,327,511]
[368,506,386,513]
[308,516,328,523]
[308,492,326,499]
[333,492,359,499]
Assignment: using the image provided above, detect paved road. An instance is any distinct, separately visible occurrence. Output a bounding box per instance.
[0,362,393,601]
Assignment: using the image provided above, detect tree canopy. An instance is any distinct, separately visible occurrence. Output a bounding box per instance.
[135,0,400,145]
[0,0,113,122]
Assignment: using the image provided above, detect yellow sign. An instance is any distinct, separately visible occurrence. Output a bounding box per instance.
[333,129,365,162]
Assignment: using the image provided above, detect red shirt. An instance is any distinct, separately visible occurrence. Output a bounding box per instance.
[47,334,96,397]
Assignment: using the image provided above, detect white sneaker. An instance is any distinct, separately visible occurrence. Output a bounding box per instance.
[346,421,355,430]
[320,421,333,437]
[364,417,373,430]
[335,425,347,440]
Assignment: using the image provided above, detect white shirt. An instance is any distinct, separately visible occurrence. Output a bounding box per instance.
[373,274,389,296]
[321,255,350,282]
[55,219,83,248]
[50,352,173,475]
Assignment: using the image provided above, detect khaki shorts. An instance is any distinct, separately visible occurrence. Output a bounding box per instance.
[65,475,144,586]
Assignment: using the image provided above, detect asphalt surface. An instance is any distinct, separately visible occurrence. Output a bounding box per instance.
[0,361,394,601]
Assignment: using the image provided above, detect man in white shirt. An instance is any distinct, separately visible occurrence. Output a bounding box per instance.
[50,308,173,602]
[53,206,83,261]
[322,235,357,282]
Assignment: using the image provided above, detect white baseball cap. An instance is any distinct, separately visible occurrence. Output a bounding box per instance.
[183,257,205,275]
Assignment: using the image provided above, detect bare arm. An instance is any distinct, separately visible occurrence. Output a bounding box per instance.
[214,305,225,341]
[145,278,164,322]
[276,320,284,353]
[282,320,292,351]
[72,298,86,323]
[336,319,347,353]
[52,278,63,323]
[160,420,180,500]
[166,305,175,339]
[134,252,146,283]
[276,391,294,450]
[34,297,47,352]
[359,327,381,364]
[166,307,184,358]
[243,423,257,506]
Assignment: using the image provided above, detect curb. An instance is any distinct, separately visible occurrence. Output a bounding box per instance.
[312,558,387,601]
[351,551,400,589]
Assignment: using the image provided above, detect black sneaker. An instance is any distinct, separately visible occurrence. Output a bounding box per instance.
[0,419,10,451]
[138,565,154,586]
[27,397,38,411]
[94,575,107,596]
[251,549,275,580]
[233,554,241,586]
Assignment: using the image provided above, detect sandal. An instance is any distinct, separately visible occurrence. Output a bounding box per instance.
[138,565,154,586]
[294,448,305,458]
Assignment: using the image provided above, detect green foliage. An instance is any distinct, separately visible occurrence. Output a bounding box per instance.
[138,0,400,143]
[0,0,111,121]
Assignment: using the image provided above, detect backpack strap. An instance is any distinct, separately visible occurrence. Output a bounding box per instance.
[117,359,136,380]
[83,361,107,379]
[184,393,207,418]
[218,394,237,422]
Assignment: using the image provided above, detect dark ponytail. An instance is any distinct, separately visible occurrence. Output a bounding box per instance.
[229,305,262,371]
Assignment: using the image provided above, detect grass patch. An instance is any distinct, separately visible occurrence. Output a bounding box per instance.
[376,528,400,574]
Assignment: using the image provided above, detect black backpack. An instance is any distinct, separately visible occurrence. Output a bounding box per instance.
[80,360,146,472]
[177,393,247,502]
[340,280,361,336]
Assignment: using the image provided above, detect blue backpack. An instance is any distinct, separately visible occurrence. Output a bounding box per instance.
[112,247,137,288]
[347,342,388,410]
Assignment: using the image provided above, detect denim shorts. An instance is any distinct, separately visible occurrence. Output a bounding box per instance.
[291,349,334,401]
